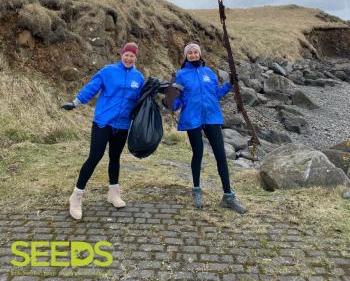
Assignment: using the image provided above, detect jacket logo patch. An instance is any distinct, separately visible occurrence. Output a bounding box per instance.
[131,81,139,88]
[203,75,211,82]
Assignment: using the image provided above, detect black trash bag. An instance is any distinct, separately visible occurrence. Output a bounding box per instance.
[128,77,163,158]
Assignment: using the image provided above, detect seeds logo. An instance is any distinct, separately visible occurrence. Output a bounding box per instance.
[11,241,113,267]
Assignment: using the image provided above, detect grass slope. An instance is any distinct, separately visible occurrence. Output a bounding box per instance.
[191,5,348,60]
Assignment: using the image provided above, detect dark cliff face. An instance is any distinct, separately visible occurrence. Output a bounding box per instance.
[305,27,350,59]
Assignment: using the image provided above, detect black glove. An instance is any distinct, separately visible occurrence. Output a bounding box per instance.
[61,102,75,110]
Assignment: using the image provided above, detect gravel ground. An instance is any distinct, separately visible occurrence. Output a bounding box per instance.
[287,82,350,149]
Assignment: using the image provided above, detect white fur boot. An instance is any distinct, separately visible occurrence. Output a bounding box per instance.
[107,184,126,208]
[69,187,84,220]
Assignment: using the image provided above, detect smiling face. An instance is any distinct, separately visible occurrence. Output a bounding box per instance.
[186,48,201,62]
[121,51,137,68]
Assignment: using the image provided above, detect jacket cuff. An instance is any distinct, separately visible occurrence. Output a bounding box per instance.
[73,98,82,107]
[172,83,184,91]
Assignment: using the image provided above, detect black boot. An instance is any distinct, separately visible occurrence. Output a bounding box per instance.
[220,193,247,214]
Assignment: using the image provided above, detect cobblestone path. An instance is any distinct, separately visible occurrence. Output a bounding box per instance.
[0,202,349,281]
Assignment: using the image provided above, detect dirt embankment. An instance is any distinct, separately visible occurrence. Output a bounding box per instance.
[305,27,350,59]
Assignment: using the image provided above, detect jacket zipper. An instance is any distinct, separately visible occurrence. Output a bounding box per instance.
[115,67,129,125]
[196,68,205,125]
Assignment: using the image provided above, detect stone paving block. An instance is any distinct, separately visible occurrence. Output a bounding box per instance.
[308,277,326,281]
[34,227,53,234]
[138,260,161,269]
[277,276,306,281]
[82,216,99,222]
[164,238,183,245]
[117,217,134,223]
[130,251,151,260]
[330,258,350,266]
[161,219,176,224]
[182,246,206,254]
[139,244,164,252]
[11,277,41,281]
[124,269,155,279]
[52,228,72,235]
[87,235,108,242]
[196,272,220,281]
[137,203,155,208]
[161,203,183,209]
[175,253,197,262]
[158,271,193,280]
[160,208,178,214]
[200,254,220,262]
[32,233,55,240]
[154,213,173,219]
[0,248,11,256]
[180,231,199,239]
[221,255,234,263]
[146,218,161,224]
[133,212,153,218]
[135,218,146,224]
[166,245,179,252]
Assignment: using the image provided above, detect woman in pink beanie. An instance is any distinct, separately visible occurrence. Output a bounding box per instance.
[62,42,144,220]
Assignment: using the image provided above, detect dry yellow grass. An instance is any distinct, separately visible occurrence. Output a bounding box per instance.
[0,66,92,146]
[190,5,348,61]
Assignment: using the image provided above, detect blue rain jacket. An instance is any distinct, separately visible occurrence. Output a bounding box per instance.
[173,62,232,131]
[76,61,144,129]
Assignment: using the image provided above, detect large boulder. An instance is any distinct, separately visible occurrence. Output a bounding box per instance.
[223,115,247,134]
[260,144,350,191]
[332,63,350,82]
[263,74,295,102]
[257,129,292,144]
[241,86,259,107]
[224,143,236,160]
[323,140,350,177]
[288,70,305,85]
[222,129,248,151]
[244,78,263,93]
[322,149,350,177]
[291,90,319,110]
[277,110,308,134]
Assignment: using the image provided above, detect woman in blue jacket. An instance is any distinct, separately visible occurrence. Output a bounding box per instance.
[62,42,144,220]
[172,43,247,214]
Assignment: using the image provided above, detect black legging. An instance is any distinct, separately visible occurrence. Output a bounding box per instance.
[187,124,232,194]
[76,122,128,190]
